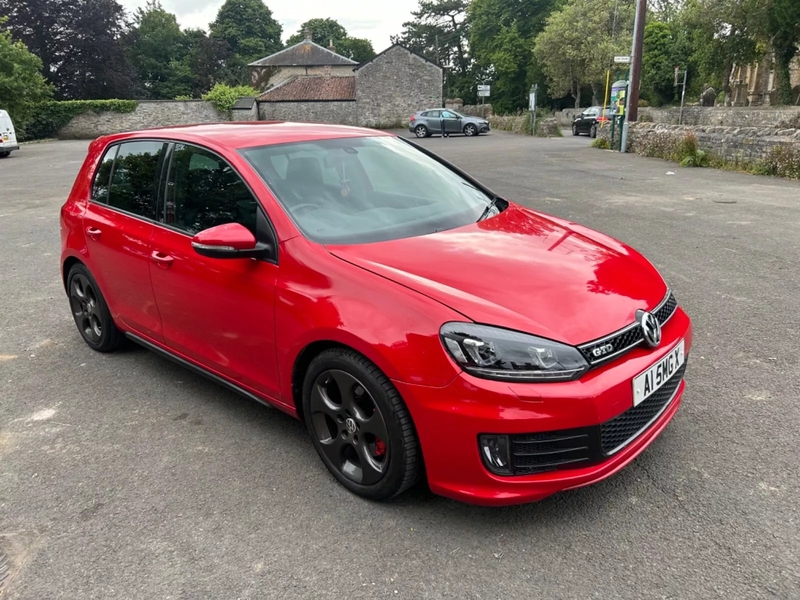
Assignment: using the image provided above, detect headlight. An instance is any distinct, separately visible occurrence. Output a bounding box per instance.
[440,323,589,382]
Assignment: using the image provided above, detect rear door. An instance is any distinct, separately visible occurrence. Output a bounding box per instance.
[0,112,16,149]
[148,142,281,400]
[83,140,166,340]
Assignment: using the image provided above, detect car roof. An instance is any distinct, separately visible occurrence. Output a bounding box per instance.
[105,121,392,150]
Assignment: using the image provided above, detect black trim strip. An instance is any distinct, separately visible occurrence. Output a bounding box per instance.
[125,333,275,410]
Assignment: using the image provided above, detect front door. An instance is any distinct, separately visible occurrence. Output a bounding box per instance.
[148,143,281,400]
[425,110,442,133]
[441,111,462,135]
[83,140,165,340]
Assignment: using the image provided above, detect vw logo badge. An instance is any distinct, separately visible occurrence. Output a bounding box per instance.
[345,418,357,434]
[639,310,662,348]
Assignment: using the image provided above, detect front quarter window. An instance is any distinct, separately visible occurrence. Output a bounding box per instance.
[241,136,499,245]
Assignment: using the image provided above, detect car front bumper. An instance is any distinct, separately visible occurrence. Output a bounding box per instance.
[394,308,692,506]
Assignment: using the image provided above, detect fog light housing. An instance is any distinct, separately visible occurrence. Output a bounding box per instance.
[479,434,511,475]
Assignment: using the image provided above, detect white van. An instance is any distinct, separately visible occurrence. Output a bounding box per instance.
[0,110,19,158]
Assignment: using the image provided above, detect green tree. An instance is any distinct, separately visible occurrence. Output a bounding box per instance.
[210,0,283,82]
[0,0,136,99]
[0,21,52,126]
[182,29,235,97]
[641,22,680,106]
[469,0,563,112]
[286,18,375,64]
[125,1,192,99]
[768,0,800,104]
[392,0,472,101]
[534,0,633,108]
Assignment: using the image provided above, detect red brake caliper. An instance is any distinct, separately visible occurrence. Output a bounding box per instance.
[374,439,386,458]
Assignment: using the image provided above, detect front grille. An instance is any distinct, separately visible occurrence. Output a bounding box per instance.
[579,291,678,366]
[600,362,686,454]
[504,360,686,476]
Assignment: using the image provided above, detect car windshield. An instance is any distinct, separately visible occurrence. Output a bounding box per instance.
[240,136,496,245]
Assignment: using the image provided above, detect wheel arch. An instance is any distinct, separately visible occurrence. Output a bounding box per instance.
[62,255,85,292]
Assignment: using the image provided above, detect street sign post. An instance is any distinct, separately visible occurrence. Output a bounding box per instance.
[477,84,490,97]
[529,84,538,136]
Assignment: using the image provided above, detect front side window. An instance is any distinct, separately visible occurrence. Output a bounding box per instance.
[241,136,496,245]
[107,141,166,219]
[166,144,258,235]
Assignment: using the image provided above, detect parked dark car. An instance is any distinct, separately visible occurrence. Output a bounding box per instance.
[572,106,613,138]
[409,109,490,138]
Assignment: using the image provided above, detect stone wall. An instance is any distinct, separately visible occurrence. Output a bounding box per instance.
[356,46,442,127]
[558,105,800,128]
[57,100,227,139]
[598,122,800,162]
[258,100,358,126]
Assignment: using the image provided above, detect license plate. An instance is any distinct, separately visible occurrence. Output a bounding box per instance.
[632,340,685,406]
[2,135,7,141]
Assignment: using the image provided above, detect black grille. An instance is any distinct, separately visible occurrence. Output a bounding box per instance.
[509,430,594,475]
[503,359,686,476]
[579,292,678,366]
[600,361,686,454]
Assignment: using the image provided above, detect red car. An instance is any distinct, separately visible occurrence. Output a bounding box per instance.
[61,123,692,506]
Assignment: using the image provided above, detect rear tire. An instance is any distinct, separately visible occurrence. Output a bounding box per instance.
[302,348,421,501]
[590,124,598,138]
[414,125,429,138]
[67,264,121,352]
[0,151,10,158]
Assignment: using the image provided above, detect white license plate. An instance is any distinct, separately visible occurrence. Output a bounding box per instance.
[632,340,685,406]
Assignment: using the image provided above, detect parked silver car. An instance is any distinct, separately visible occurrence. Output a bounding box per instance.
[408,109,490,138]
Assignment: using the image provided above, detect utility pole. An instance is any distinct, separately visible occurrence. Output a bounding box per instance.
[620,0,646,153]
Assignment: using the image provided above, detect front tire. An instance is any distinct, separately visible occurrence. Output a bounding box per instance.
[464,124,478,137]
[572,123,579,136]
[302,348,421,501]
[414,125,429,138]
[67,264,121,352]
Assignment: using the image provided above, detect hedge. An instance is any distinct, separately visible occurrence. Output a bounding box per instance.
[21,100,138,140]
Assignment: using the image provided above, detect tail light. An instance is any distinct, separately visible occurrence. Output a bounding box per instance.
[410,115,416,122]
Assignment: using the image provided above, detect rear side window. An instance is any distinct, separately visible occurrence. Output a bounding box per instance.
[92,145,118,203]
[106,141,166,220]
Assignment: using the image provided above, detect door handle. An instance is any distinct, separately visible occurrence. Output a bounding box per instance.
[86,226,102,241]
[151,251,174,268]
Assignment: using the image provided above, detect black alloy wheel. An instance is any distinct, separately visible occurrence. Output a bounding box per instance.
[572,123,579,136]
[303,348,420,500]
[414,124,429,138]
[67,264,121,352]
[464,123,478,137]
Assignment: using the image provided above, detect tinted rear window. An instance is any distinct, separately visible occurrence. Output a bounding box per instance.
[107,141,166,220]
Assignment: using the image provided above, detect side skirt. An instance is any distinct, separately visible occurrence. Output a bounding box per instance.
[125,332,282,413]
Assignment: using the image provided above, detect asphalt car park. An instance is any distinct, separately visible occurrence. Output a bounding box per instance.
[1,131,799,598]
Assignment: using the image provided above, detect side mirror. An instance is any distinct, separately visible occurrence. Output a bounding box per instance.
[191,223,271,260]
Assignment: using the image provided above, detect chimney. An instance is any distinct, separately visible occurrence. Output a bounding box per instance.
[328,38,336,53]
[303,28,312,41]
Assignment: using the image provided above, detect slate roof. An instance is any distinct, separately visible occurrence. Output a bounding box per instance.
[249,40,358,67]
[257,76,357,102]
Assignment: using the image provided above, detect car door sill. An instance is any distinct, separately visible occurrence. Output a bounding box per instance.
[125,332,276,411]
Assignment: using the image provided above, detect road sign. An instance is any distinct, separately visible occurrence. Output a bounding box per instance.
[614,55,631,64]
[477,84,490,97]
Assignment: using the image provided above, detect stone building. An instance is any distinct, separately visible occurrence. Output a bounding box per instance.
[248,31,357,91]
[254,44,443,127]
[727,53,800,106]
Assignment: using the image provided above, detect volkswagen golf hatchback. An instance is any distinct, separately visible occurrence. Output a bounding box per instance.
[61,122,692,506]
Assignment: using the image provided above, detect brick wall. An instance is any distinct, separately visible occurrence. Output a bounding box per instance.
[57,101,226,139]
[258,100,358,126]
[356,46,442,127]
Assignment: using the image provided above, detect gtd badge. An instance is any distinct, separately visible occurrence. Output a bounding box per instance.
[592,343,614,358]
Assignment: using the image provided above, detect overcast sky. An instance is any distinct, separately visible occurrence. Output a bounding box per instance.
[119,0,418,50]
